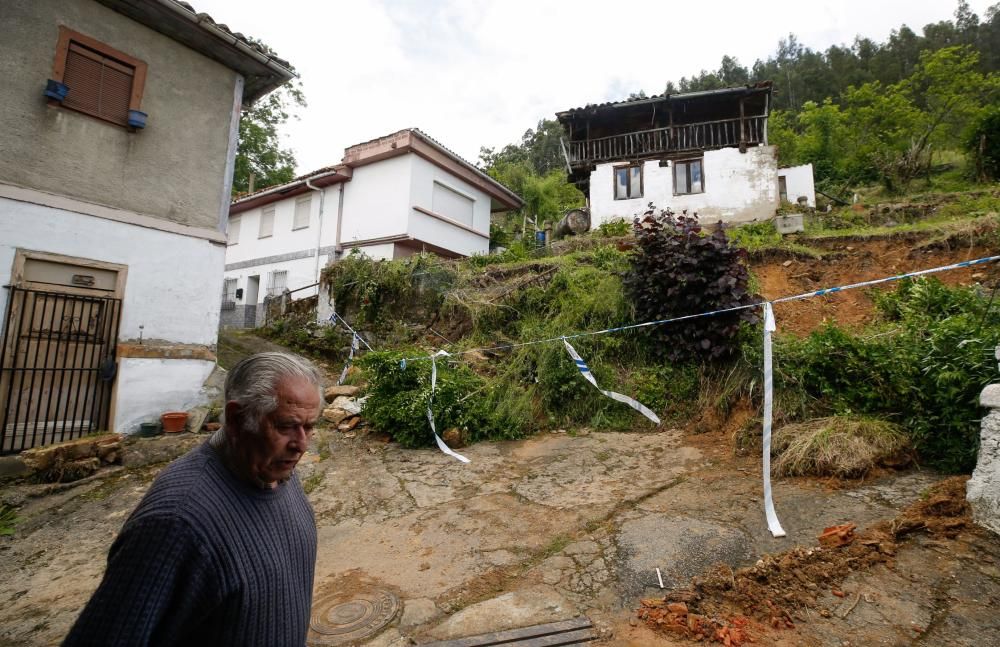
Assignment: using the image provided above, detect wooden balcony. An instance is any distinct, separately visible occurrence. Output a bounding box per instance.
[561,115,767,168]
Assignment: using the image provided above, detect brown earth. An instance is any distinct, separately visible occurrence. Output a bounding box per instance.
[752,238,996,336]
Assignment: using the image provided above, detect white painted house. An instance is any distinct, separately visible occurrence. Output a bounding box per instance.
[223,129,523,328]
[0,0,294,446]
[556,83,813,226]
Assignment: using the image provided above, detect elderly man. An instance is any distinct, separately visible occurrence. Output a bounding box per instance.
[64,352,322,647]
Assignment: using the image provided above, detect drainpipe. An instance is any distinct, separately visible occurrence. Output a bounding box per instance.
[305,179,325,285]
[334,182,345,255]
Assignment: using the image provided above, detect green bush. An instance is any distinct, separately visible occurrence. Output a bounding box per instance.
[359,351,525,448]
[775,277,1000,472]
[623,209,759,361]
[597,218,632,237]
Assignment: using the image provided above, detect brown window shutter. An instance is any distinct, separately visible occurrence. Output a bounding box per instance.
[62,42,134,126]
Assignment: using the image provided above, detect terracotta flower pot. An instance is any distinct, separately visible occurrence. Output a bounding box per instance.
[160,412,189,433]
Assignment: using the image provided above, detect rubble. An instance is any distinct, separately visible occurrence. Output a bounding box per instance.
[20,434,123,482]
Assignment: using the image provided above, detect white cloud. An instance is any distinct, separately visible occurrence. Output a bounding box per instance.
[191,0,987,173]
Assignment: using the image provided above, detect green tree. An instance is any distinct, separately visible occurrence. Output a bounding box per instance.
[231,44,306,196]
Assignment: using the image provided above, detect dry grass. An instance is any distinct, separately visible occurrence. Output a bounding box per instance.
[772,415,910,478]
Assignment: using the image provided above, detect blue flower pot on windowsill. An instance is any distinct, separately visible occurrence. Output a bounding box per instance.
[44,79,69,102]
[127,110,148,129]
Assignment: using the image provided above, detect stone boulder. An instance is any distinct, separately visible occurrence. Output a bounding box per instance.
[324,385,361,402]
[968,384,1000,536]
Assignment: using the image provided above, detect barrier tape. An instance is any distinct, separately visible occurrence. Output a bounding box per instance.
[761,303,786,538]
[428,351,470,463]
[337,333,360,386]
[399,254,1000,365]
[563,339,661,425]
[328,309,374,351]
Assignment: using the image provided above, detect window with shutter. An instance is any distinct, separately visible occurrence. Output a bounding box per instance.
[293,196,311,230]
[228,218,241,246]
[259,207,275,238]
[51,27,147,129]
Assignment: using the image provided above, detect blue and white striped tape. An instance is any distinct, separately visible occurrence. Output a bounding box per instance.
[563,339,661,425]
[428,351,470,463]
[337,332,360,386]
[761,303,786,538]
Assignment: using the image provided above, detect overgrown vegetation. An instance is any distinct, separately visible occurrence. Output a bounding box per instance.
[0,504,18,536]
[773,277,999,472]
[265,198,997,473]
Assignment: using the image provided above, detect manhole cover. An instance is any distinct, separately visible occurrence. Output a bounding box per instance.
[308,589,400,646]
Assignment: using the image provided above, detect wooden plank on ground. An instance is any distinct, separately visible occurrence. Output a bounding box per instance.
[420,617,595,647]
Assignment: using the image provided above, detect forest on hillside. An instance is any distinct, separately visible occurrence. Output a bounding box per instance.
[480,1,1000,222]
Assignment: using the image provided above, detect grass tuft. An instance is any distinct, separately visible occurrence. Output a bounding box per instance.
[772,415,910,478]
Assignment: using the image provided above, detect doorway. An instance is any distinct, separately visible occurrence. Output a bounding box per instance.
[245,275,260,328]
[0,251,126,453]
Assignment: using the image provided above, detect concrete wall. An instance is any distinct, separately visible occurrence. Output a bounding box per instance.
[0,196,224,345]
[408,155,491,257]
[778,164,816,208]
[339,155,413,244]
[0,0,240,231]
[114,358,216,433]
[0,194,225,434]
[590,146,779,226]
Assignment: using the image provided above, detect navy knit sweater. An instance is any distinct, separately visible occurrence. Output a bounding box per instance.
[63,442,317,647]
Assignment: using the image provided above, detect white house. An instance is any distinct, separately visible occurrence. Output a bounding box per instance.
[556,83,813,226]
[222,128,523,328]
[0,0,294,446]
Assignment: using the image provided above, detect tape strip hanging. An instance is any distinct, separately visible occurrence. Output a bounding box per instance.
[428,351,471,464]
[337,332,360,386]
[762,303,786,538]
[562,339,661,425]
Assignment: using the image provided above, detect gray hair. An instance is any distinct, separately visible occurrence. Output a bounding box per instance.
[211,352,323,446]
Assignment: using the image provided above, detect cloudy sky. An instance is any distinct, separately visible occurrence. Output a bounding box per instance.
[192,0,988,174]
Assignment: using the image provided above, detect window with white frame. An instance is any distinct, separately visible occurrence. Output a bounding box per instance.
[259,206,275,238]
[431,181,474,227]
[266,270,288,296]
[673,158,704,195]
[293,195,311,230]
[228,217,240,246]
[221,278,237,310]
[614,164,643,200]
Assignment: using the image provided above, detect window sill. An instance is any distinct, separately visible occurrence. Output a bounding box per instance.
[258,235,273,239]
[291,225,310,231]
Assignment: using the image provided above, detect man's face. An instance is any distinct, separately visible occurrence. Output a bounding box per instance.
[240,376,320,487]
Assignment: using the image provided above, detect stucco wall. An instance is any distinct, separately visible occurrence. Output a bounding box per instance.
[340,156,412,244]
[114,358,216,433]
[0,0,240,231]
[0,196,225,346]
[590,146,779,226]
[778,163,817,207]
[408,155,491,257]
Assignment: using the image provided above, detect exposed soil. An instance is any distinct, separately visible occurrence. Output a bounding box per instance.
[752,238,996,336]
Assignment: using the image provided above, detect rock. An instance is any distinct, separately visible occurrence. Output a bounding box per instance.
[399,598,440,628]
[338,417,361,432]
[61,457,100,481]
[186,406,210,434]
[782,260,793,267]
[204,422,221,432]
[441,427,465,449]
[968,385,1000,536]
[324,385,361,402]
[330,396,363,415]
[322,407,350,425]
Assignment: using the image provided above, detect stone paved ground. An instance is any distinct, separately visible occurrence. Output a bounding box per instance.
[1,424,998,646]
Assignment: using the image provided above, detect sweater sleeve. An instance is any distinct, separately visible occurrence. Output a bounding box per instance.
[62,512,221,647]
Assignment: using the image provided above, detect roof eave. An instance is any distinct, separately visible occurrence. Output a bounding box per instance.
[95,0,296,104]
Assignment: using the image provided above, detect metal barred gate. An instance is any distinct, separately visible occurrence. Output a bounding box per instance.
[0,286,121,454]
